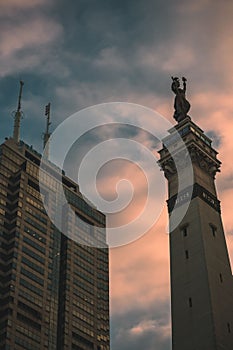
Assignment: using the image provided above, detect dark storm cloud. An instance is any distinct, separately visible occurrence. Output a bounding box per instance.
[0,0,224,146]
[49,0,183,103]
[37,0,233,127]
[0,0,182,145]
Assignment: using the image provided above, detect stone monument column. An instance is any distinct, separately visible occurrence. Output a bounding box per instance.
[158,78,233,350]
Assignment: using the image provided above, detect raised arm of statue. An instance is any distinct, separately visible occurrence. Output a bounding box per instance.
[171,76,180,95]
[182,77,187,93]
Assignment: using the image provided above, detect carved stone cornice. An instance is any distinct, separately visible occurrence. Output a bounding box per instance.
[188,144,221,178]
[159,158,176,179]
[159,143,221,179]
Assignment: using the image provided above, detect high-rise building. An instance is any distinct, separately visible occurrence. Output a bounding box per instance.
[0,85,110,350]
[159,78,233,349]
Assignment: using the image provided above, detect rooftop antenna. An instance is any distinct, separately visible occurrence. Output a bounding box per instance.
[43,102,51,159]
[13,80,24,143]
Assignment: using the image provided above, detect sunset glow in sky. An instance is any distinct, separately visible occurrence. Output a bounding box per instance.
[1,1,233,349]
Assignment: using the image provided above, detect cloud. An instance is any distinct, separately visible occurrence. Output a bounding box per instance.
[0,0,47,12]
[176,0,211,14]
[93,47,128,71]
[135,44,196,73]
[0,0,45,6]
[0,19,62,57]
[111,303,171,350]
[0,0,63,78]
[129,319,170,339]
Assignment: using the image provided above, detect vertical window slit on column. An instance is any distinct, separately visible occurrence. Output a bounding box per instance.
[183,227,187,237]
[227,322,231,333]
[185,250,189,259]
[209,223,217,237]
[181,225,188,237]
[219,273,223,283]
[188,298,192,308]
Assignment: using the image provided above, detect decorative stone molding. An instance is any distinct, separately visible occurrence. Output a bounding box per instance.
[159,143,221,179]
[188,144,221,178]
[159,158,176,179]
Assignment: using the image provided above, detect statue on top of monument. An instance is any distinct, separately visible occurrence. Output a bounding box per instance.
[171,76,191,122]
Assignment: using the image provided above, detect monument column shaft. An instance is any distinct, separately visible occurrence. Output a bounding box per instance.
[159,117,233,350]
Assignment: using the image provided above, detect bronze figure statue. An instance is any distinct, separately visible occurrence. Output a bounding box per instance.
[171,76,191,122]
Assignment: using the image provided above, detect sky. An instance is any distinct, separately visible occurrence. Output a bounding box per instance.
[1,0,233,349]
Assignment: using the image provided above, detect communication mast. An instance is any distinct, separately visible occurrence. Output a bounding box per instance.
[13,80,24,143]
[43,102,51,159]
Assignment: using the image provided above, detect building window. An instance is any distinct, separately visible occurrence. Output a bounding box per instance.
[209,223,217,237]
[227,322,231,333]
[180,224,188,237]
[219,273,223,283]
[185,250,189,259]
[188,298,192,308]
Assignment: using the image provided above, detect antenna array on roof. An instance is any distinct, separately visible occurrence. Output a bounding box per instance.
[13,80,24,143]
